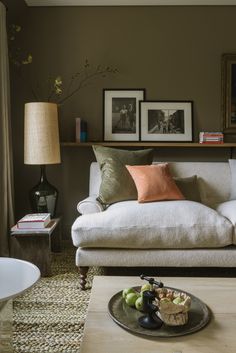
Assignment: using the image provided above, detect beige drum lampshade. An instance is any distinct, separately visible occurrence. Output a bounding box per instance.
[24,102,61,165]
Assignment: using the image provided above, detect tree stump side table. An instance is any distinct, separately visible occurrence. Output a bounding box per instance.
[11,218,61,277]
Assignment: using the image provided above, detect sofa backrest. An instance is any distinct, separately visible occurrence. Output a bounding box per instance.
[89,161,231,207]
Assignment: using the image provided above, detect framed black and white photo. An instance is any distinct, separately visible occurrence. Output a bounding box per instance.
[103,89,145,141]
[222,53,236,134]
[140,101,193,142]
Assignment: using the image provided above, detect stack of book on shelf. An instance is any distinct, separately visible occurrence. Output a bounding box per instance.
[11,213,52,233]
[199,132,224,144]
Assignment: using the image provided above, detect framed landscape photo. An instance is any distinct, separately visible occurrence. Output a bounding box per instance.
[103,89,145,141]
[140,101,193,142]
[222,53,236,134]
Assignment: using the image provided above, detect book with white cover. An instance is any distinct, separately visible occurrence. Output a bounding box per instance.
[11,220,58,235]
[17,213,51,229]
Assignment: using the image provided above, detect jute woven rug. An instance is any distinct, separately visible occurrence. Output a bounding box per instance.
[12,249,104,353]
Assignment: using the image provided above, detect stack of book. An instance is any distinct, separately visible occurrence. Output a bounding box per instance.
[17,213,51,229]
[199,132,224,144]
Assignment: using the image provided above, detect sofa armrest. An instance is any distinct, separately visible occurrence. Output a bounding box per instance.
[216,200,236,225]
[77,195,105,215]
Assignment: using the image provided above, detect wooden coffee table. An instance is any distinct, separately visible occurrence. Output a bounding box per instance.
[80,276,236,353]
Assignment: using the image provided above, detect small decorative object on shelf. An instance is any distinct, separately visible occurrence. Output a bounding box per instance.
[199,131,224,144]
[75,118,88,142]
[75,117,81,142]
[16,213,51,229]
[80,120,88,142]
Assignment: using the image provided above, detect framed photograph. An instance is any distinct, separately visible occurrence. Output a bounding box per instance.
[140,101,193,142]
[103,89,145,141]
[222,54,236,134]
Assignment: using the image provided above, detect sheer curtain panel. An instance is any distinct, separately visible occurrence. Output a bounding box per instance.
[0,1,14,256]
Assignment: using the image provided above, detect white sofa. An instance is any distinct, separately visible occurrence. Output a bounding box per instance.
[72,161,236,289]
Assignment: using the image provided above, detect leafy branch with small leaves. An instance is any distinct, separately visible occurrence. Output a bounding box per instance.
[8,24,118,105]
[46,59,118,105]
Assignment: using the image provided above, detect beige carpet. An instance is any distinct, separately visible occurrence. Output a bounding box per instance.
[12,249,103,353]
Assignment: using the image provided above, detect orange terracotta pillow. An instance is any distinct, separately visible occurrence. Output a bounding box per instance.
[126,163,185,203]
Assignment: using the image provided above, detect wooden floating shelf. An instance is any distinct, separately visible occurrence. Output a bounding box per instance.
[61,142,236,148]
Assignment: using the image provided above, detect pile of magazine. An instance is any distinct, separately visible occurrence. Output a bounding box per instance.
[17,213,51,229]
[199,132,224,144]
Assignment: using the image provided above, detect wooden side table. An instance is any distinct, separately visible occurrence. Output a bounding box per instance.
[11,218,61,277]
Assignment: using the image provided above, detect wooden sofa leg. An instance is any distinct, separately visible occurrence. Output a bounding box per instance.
[78,266,89,290]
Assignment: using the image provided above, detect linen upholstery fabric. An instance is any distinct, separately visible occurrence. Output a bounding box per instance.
[76,247,236,267]
[174,175,201,203]
[92,145,153,205]
[77,195,104,214]
[216,200,236,244]
[71,200,233,249]
[126,164,185,202]
[89,162,230,207]
[229,159,236,200]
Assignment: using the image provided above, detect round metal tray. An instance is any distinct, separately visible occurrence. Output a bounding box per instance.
[108,286,210,338]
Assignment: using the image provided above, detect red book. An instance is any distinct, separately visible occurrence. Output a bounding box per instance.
[200,141,224,144]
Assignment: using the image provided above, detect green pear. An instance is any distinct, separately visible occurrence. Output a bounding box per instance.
[122,287,135,299]
[135,296,144,311]
[141,283,153,292]
[125,293,139,307]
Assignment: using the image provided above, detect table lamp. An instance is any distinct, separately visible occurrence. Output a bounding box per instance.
[24,102,61,217]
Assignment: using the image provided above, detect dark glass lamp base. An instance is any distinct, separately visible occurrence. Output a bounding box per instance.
[30,165,58,218]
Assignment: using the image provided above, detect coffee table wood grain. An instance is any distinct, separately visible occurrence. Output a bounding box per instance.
[80,276,236,353]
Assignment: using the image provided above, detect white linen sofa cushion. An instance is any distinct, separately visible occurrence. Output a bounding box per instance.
[71,200,233,249]
[77,195,104,215]
[216,200,236,244]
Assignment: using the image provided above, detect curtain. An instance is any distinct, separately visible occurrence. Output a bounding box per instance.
[0,1,14,256]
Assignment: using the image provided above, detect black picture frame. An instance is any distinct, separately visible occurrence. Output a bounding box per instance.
[222,53,236,134]
[140,100,193,142]
[103,89,145,142]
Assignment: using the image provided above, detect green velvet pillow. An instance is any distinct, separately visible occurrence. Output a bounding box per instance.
[174,175,201,203]
[93,145,153,205]
[98,158,138,205]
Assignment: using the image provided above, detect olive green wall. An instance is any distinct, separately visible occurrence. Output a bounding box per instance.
[8,5,236,239]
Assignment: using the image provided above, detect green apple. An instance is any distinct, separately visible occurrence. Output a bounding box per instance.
[173,297,183,305]
[135,296,144,311]
[122,287,136,299]
[141,283,153,292]
[125,293,139,307]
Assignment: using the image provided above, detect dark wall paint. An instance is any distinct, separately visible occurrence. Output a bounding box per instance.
[8,5,236,239]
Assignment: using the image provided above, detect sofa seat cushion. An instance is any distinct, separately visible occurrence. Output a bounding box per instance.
[71,200,233,249]
[216,200,236,244]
